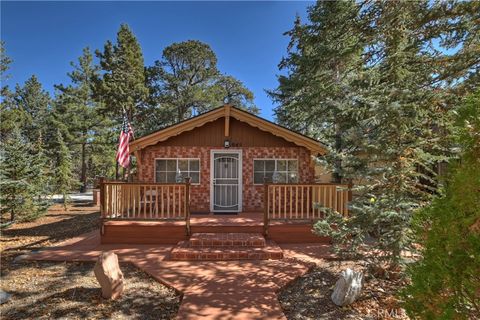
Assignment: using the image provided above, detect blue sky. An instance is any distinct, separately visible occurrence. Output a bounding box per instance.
[1,1,313,121]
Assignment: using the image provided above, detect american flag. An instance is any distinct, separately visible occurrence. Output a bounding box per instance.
[116,112,134,168]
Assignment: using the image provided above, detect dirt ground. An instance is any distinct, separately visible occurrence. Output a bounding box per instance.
[279,260,409,320]
[0,202,181,320]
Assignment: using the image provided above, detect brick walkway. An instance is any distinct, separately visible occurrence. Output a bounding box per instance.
[27,230,333,320]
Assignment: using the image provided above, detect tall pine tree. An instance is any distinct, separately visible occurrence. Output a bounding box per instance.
[268,0,364,183]
[13,75,51,145]
[274,0,480,268]
[94,24,148,122]
[55,47,115,191]
[0,127,49,222]
[144,40,257,132]
[49,128,77,208]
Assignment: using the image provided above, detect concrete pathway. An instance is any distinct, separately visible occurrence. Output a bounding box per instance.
[27,230,333,320]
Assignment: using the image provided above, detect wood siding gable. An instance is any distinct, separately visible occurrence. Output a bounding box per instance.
[130,105,326,154]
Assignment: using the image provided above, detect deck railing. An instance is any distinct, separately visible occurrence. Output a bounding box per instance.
[99,178,191,234]
[263,183,351,234]
[98,178,350,238]
[265,183,351,219]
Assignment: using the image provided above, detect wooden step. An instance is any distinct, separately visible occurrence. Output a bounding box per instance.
[189,233,266,247]
[190,225,264,234]
[170,240,283,261]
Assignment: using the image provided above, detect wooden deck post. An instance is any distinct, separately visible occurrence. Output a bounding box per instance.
[99,176,105,235]
[185,177,191,237]
[347,180,353,217]
[263,179,269,237]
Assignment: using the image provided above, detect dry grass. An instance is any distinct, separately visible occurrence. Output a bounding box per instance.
[0,261,180,320]
[0,201,181,319]
[279,260,409,320]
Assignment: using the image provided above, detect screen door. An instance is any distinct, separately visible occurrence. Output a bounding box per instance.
[211,152,241,212]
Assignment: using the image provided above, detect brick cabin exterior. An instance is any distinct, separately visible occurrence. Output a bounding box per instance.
[130,106,326,214]
[137,146,315,213]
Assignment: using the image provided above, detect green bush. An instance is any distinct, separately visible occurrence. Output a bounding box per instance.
[401,91,480,319]
[401,158,480,319]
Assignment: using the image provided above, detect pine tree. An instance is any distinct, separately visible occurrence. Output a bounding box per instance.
[55,47,115,191]
[273,0,480,268]
[94,24,148,122]
[49,128,77,209]
[0,41,16,141]
[1,74,52,222]
[1,41,12,97]
[212,75,258,114]
[268,0,364,183]
[144,40,257,132]
[13,75,51,144]
[0,127,49,222]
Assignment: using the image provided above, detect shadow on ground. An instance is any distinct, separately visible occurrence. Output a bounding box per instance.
[0,261,181,320]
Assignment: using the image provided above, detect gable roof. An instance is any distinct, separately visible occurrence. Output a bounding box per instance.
[130,105,327,155]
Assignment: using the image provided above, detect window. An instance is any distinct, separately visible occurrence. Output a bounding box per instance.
[253,159,298,184]
[155,159,200,184]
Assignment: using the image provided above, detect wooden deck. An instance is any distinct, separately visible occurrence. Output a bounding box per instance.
[101,212,330,244]
[99,180,349,245]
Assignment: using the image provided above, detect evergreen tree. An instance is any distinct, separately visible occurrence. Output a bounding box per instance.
[144,40,257,132]
[0,41,17,141]
[213,75,258,114]
[13,75,51,144]
[55,47,115,191]
[94,24,149,122]
[401,90,480,319]
[274,0,480,268]
[1,41,12,97]
[268,0,364,183]
[0,127,49,222]
[49,128,78,208]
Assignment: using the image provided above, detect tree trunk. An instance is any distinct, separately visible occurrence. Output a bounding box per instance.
[333,123,343,183]
[10,196,15,222]
[333,63,343,184]
[80,143,87,193]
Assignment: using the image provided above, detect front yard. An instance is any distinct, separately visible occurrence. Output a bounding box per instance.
[279,261,408,320]
[1,200,410,320]
[0,202,181,320]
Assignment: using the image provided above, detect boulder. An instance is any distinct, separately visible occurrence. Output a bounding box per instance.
[94,251,124,299]
[331,268,363,306]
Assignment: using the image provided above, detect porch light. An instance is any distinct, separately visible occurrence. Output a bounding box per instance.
[224,139,230,148]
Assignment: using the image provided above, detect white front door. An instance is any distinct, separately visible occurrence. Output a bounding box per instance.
[210,150,242,212]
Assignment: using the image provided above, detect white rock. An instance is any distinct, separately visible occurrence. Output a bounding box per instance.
[331,268,363,306]
[94,251,124,300]
[13,254,29,263]
[0,290,11,304]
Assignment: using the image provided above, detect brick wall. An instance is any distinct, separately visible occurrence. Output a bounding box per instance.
[138,145,315,213]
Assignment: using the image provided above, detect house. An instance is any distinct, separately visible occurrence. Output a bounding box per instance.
[99,105,350,253]
[130,105,328,213]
